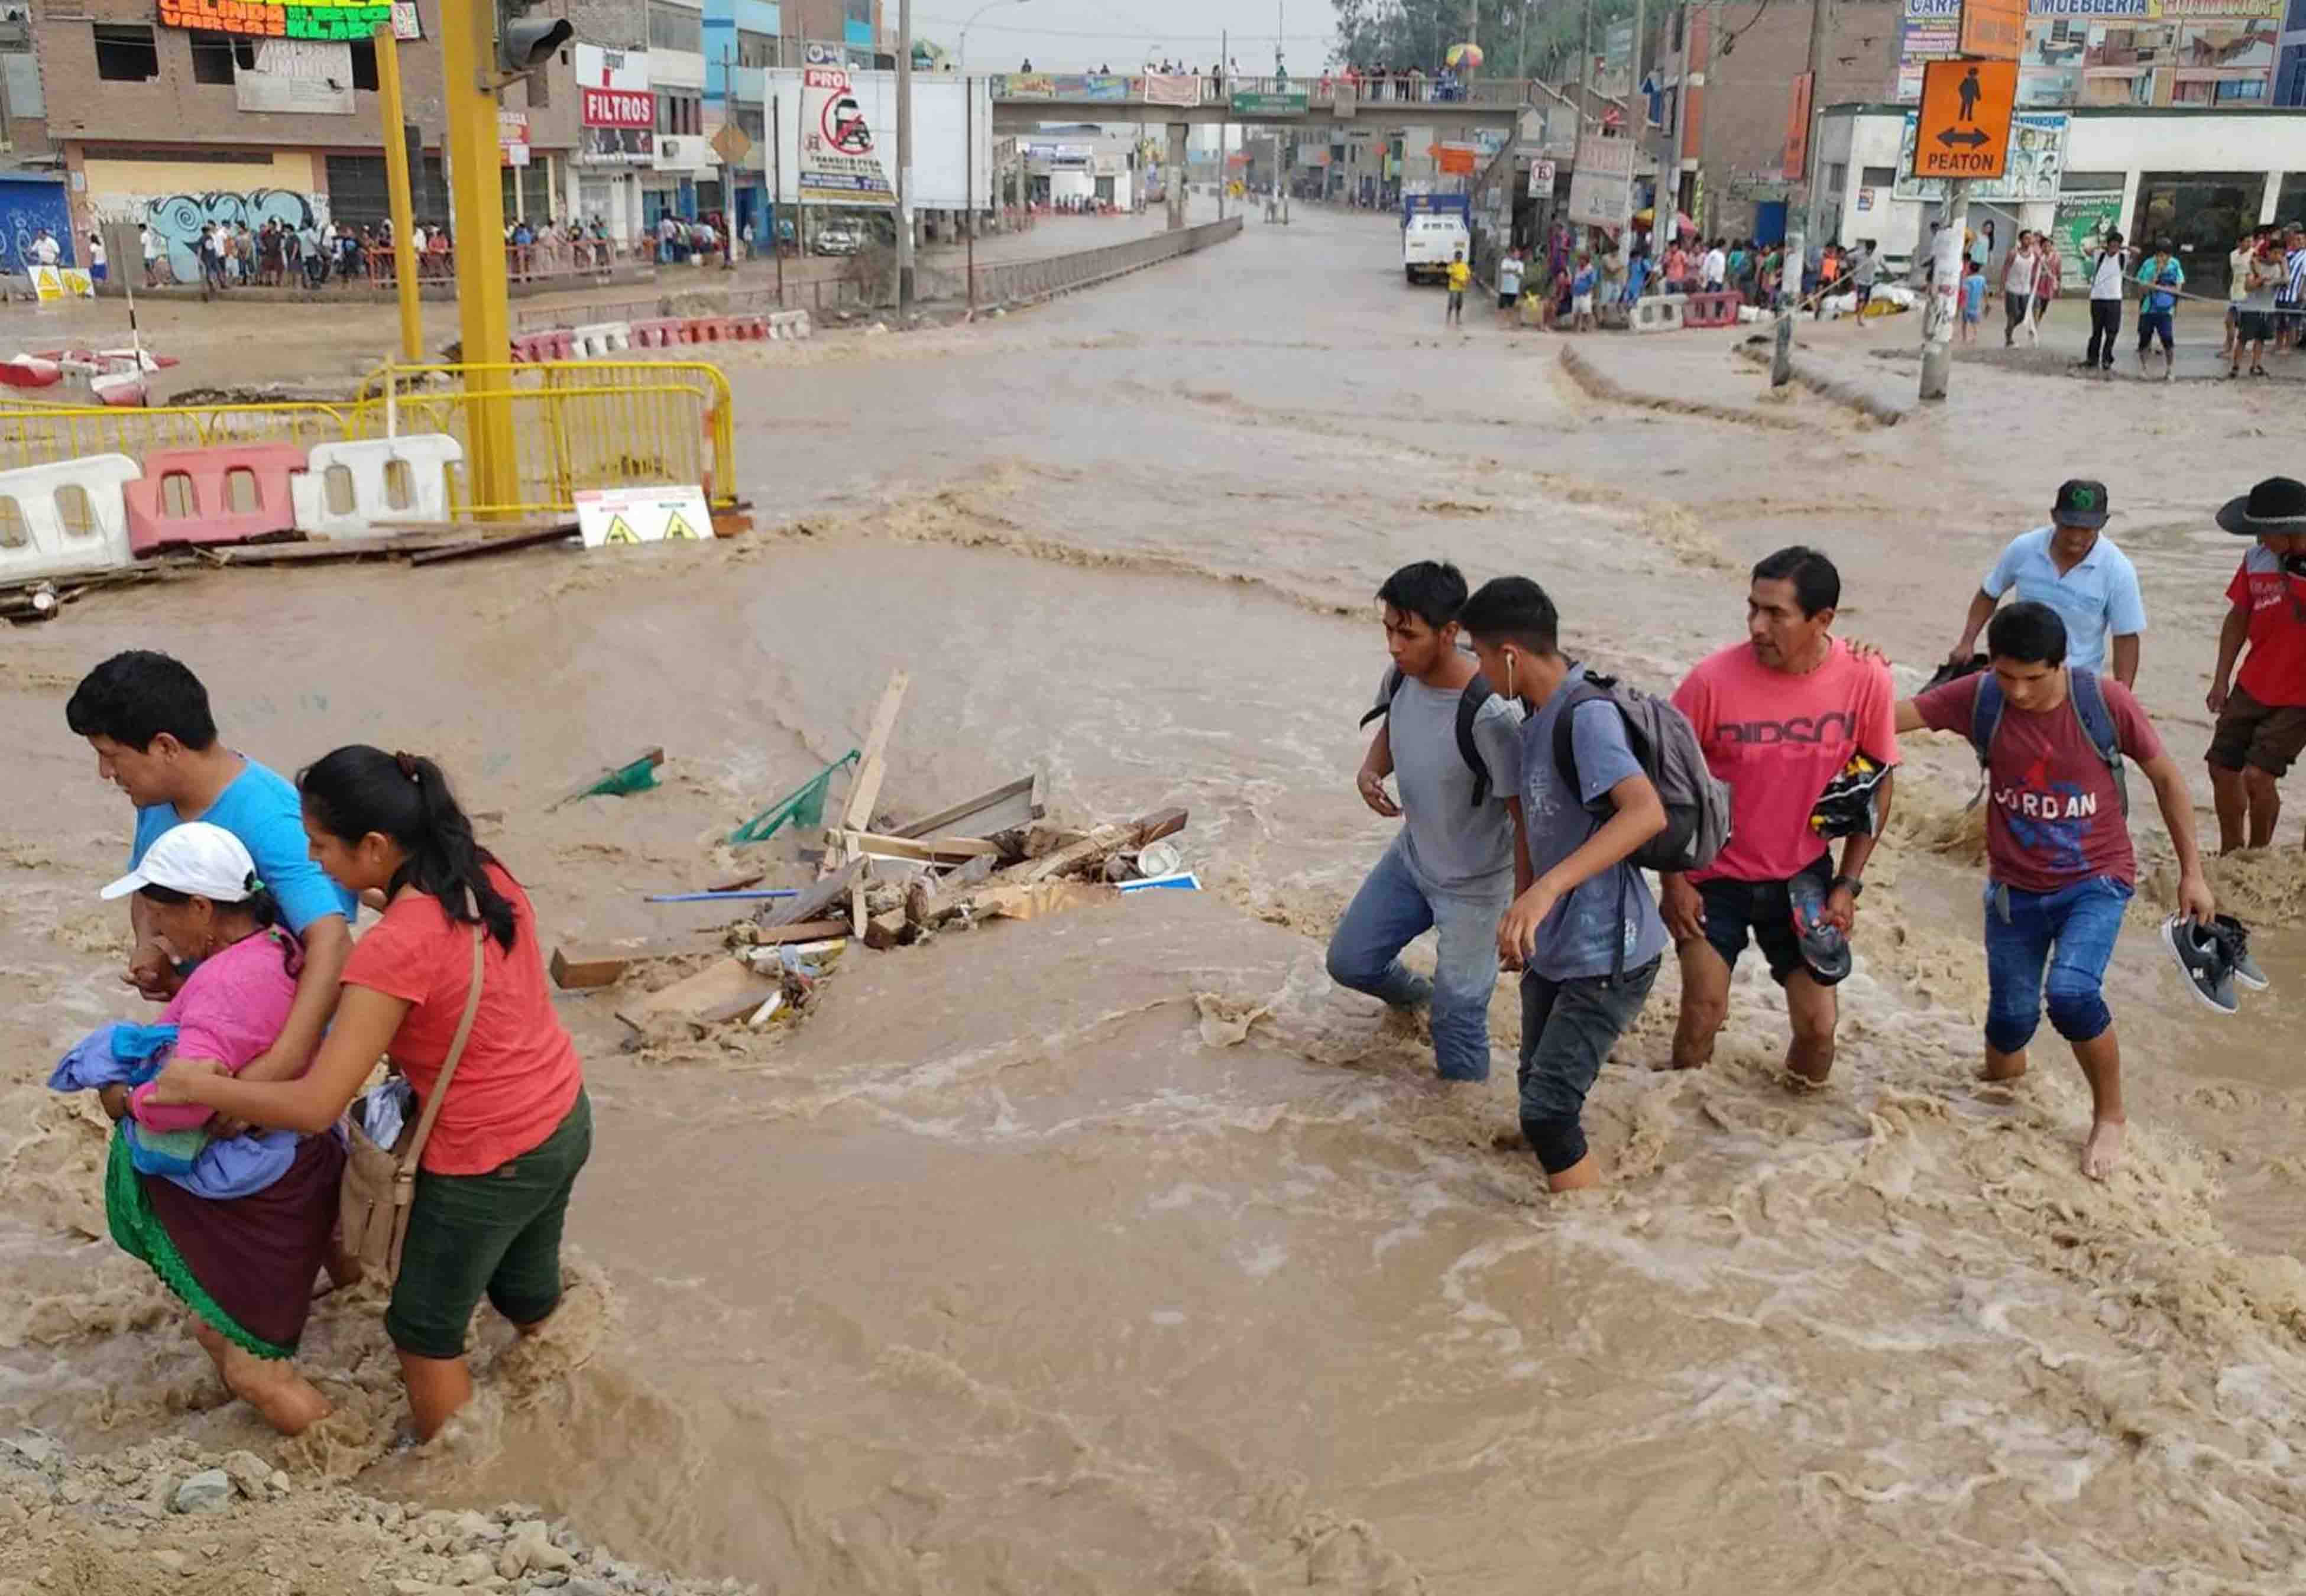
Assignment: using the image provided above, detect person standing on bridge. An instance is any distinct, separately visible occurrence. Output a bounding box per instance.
[1327,563,1525,1089]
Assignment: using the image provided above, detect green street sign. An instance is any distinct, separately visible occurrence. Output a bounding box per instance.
[1230,91,1309,116]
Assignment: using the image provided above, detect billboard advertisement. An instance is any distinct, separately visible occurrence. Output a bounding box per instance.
[765,69,992,211]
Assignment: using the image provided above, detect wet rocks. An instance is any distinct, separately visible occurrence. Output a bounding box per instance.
[170,1470,234,1515]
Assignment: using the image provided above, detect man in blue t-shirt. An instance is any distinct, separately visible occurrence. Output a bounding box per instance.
[2134,238,2184,380]
[67,651,355,1081]
[1458,577,1669,1193]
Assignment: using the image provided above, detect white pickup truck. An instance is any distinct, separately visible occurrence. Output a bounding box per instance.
[1403,213,1471,286]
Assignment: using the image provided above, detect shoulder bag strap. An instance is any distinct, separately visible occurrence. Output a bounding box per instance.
[396,924,488,1177]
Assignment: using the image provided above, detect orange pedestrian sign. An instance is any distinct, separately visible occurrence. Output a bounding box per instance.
[1913,59,2016,181]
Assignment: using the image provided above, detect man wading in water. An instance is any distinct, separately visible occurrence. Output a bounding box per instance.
[1896,601,2216,1179]
[1328,562,1524,1084]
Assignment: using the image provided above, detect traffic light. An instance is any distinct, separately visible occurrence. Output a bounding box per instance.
[495,0,571,76]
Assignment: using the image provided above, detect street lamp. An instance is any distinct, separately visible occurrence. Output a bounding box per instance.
[959,0,1030,75]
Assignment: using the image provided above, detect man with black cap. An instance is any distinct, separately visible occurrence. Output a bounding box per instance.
[1947,480,2146,687]
[2205,476,2306,852]
[2080,228,2127,374]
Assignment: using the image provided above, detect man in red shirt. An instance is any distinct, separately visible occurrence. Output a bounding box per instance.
[2204,476,2306,853]
[1899,601,2216,1180]
[1663,546,1900,1085]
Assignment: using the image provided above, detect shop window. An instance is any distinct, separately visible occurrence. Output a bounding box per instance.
[1861,166,1894,189]
[93,24,160,82]
[2172,78,2212,102]
[350,40,378,90]
[648,3,701,53]
[2215,76,2266,102]
[737,30,776,67]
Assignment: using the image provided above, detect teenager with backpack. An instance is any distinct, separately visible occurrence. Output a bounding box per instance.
[1662,547,1900,1086]
[1327,562,1526,1084]
[1896,601,2217,1181]
[1458,577,1728,1192]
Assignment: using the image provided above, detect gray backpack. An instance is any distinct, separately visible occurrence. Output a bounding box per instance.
[1549,671,1733,875]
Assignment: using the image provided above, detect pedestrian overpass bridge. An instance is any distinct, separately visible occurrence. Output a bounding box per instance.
[986,72,1530,135]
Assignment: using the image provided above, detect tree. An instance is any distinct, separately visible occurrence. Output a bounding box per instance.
[1330,0,1643,86]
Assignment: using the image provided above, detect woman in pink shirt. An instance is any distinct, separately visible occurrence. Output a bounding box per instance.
[91,822,344,1435]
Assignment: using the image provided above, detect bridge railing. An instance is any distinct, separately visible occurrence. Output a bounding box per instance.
[986,72,1534,110]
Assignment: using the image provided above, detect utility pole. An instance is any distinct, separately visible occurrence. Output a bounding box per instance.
[1625,0,1646,249]
[1657,1,1683,257]
[896,0,915,316]
[1919,180,1967,399]
[770,91,786,306]
[373,24,424,363]
[439,0,516,515]
[1579,0,1592,133]
[965,72,976,309]
[1218,27,1228,222]
[1775,0,1828,387]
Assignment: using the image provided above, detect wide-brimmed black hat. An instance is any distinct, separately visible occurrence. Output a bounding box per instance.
[2217,476,2306,536]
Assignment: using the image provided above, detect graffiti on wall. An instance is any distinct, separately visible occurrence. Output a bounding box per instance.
[3,183,76,276]
[102,189,329,283]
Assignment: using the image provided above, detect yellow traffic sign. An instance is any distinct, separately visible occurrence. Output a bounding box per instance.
[602,514,640,544]
[1914,59,2016,181]
[663,510,702,540]
[710,122,753,167]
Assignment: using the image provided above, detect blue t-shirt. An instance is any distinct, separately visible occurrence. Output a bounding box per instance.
[1515,667,1670,982]
[1572,266,1596,296]
[2137,257,2182,314]
[1980,525,2148,675]
[1961,274,1987,317]
[131,758,357,936]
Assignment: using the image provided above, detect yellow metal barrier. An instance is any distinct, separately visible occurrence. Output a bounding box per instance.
[0,360,738,521]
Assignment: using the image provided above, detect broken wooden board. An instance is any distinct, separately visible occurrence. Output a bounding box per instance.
[550,937,716,990]
[406,523,581,567]
[1014,807,1189,885]
[892,774,1044,841]
[763,858,863,929]
[969,880,1115,922]
[905,854,997,928]
[833,829,1003,864]
[839,669,911,838]
[614,956,776,1031]
[863,907,910,950]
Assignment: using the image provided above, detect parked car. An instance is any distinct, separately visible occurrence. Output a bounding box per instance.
[813,222,863,256]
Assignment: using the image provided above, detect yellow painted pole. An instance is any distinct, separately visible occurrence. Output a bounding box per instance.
[439,0,517,515]
[373,25,425,364]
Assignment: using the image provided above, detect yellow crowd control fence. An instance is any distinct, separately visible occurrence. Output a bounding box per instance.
[0,360,737,520]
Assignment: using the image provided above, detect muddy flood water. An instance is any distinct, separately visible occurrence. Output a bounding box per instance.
[5,204,2306,1593]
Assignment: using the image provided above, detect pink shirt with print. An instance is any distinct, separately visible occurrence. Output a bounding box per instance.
[1672,637,1902,884]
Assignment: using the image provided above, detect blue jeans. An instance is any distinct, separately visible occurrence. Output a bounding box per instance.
[1983,877,2132,1056]
[1326,843,1510,1082]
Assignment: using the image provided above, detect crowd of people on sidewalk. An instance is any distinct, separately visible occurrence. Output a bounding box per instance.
[134,212,642,294]
[1331,472,2303,1195]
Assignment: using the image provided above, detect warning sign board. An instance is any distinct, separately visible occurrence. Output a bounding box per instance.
[576,486,714,550]
[1958,0,2024,60]
[1913,59,2016,181]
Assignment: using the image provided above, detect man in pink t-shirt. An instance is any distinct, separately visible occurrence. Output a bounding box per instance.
[1663,547,1900,1085]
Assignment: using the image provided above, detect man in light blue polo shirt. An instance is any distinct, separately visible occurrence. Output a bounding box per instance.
[1946,479,2146,686]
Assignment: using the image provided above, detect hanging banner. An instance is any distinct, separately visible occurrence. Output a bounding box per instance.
[1142,72,1203,106]
[799,64,895,206]
[1567,134,1633,227]
[158,0,393,41]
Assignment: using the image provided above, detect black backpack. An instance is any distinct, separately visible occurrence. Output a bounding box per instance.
[1360,666,1499,806]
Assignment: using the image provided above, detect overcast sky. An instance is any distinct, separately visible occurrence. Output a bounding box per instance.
[911,0,1337,77]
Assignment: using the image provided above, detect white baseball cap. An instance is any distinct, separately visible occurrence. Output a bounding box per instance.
[100,822,260,903]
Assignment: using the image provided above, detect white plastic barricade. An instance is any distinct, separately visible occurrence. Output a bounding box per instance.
[1631,294,1688,333]
[767,310,812,340]
[570,322,632,356]
[290,434,465,538]
[0,453,141,581]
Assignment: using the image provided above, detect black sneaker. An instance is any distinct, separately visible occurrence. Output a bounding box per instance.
[2162,916,2239,1016]
[1787,871,1853,985]
[2211,913,2268,992]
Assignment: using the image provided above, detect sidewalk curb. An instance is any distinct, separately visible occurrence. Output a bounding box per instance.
[1732,341,1909,426]
[1556,344,1806,432]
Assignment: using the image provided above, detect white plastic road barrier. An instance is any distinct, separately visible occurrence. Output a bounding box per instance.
[290,434,465,538]
[1631,294,1688,334]
[767,310,812,340]
[571,322,631,356]
[0,453,142,581]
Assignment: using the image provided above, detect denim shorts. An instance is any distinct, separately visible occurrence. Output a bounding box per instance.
[1981,878,2130,1056]
[1693,857,1837,988]
[387,1090,592,1361]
